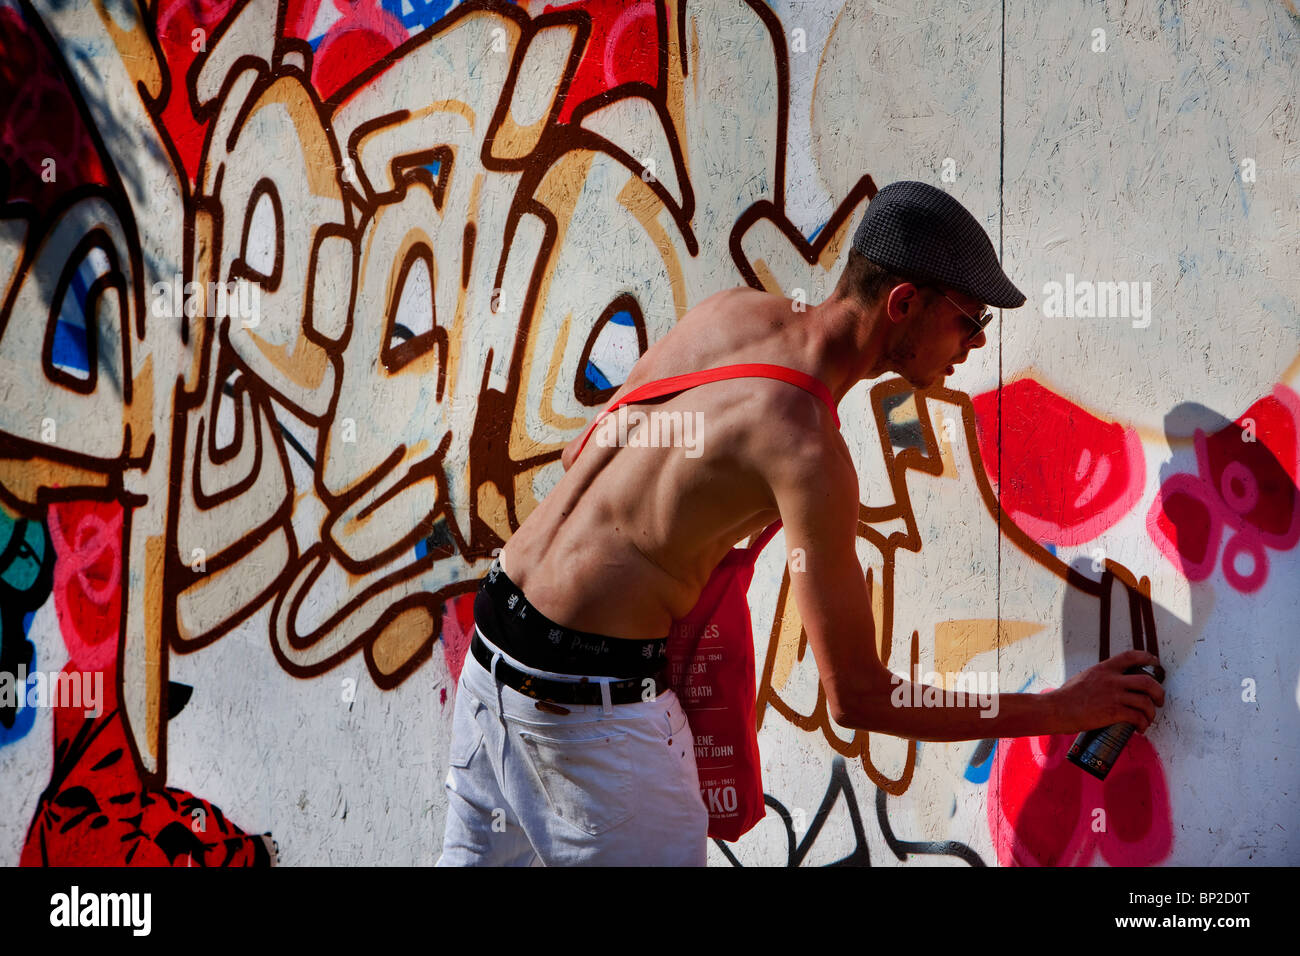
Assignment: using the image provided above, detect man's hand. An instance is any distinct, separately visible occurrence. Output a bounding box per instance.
[1044,649,1166,735]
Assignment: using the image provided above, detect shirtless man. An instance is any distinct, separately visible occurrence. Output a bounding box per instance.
[436,181,1166,867]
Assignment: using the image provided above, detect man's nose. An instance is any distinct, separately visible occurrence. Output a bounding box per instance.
[970,328,988,348]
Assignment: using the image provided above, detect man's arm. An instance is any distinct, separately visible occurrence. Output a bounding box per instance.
[769,432,1164,741]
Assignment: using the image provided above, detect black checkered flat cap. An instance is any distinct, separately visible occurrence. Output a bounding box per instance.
[851,181,1026,308]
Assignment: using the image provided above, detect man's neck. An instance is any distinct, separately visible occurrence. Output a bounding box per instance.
[804,293,892,402]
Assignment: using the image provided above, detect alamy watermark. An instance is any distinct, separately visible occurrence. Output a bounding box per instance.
[0,666,103,718]
[890,670,999,718]
[49,886,150,935]
[594,407,704,458]
[149,275,261,326]
[1041,273,1151,328]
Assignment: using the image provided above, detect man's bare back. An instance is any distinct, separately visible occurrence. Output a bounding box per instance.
[500,286,848,641]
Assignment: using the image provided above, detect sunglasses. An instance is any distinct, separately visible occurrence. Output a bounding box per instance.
[938,290,994,341]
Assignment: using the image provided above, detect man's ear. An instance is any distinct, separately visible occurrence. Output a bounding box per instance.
[884,282,923,324]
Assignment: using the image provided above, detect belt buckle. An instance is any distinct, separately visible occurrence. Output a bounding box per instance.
[528,669,585,712]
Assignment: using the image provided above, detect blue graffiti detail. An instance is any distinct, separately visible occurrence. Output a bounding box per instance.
[51,321,89,374]
[964,738,996,784]
[1,513,53,747]
[381,0,459,33]
[584,360,613,391]
[0,647,39,748]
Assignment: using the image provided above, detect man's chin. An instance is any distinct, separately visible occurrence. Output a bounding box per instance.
[903,370,944,390]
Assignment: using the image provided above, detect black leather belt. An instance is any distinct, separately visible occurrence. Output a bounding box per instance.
[471,633,670,706]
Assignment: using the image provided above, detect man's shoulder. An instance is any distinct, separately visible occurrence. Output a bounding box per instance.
[681,286,787,323]
[744,384,852,484]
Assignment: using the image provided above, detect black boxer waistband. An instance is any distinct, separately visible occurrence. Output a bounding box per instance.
[474,558,668,679]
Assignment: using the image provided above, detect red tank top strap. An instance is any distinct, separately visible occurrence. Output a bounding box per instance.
[572,363,840,460]
[750,519,783,555]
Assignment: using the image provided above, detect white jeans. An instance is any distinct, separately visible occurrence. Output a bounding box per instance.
[435,628,709,866]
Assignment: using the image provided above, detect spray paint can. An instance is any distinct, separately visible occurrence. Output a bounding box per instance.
[1067,662,1165,780]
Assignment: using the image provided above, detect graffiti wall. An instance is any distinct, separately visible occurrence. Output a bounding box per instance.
[1,0,1295,865]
